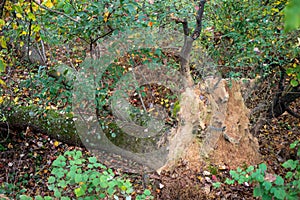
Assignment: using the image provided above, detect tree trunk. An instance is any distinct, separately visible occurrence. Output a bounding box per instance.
[0,104,82,146]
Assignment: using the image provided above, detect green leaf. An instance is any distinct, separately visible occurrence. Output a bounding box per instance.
[0,59,7,72]
[290,79,299,87]
[74,187,86,197]
[286,68,294,75]
[34,196,43,200]
[52,155,66,167]
[290,140,299,149]
[75,174,82,183]
[92,178,100,186]
[285,171,294,179]
[63,2,73,14]
[258,163,267,173]
[99,193,106,198]
[54,188,62,198]
[246,165,254,173]
[88,156,98,163]
[48,176,56,184]
[144,189,152,196]
[74,150,83,159]
[273,188,286,200]
[19,195,32,200]
[212,182,221,188]
[47,184,55,190]
[27,12,36,21]
[253,186,263,197]
[275,176,284,186]
[262,181,272,191]
[58,179,67,188]
[282,159,298,170]
[225,178,235,185]
[261,193,273,200]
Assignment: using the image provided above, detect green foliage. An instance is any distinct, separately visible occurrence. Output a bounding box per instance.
[286,63,300,87]
[20,67,73,112]
[217,140,300,200]
[284,0,300,32]
[19,150,153,199]
[0,182,27,197]
[202,0,299,83]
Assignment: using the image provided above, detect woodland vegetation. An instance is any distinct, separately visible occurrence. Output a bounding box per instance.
[0,0,300,199]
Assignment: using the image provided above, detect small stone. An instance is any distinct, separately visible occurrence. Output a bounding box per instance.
[218,165,227,170]
[205,177,212,183]
[203,170,211,176]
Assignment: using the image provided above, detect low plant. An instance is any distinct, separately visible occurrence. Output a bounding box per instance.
[19,150,153,200]
[214,140,300,200]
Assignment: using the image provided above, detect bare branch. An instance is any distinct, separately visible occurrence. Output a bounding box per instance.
[33,0,79,22]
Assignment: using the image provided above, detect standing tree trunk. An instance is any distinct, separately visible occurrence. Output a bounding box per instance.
[160,0,261,172]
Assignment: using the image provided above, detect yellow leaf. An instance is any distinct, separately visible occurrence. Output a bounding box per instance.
[0,79,6,87]
[44,0,54,8]
[0,19,5,28]
[120,185,127,191]
[32,4,39,12]
[0,39,7,49]
[20,31,27,36]
[75,59,82,63]
[12,23,18,30]
[104,12,109,22]
[0,96,3,104]
[14,97,19,103]
[53,141,60,147]
[16,13,22,18]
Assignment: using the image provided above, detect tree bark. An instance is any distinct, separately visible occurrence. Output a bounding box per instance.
[0,104,82,146]
[267,85,300,118]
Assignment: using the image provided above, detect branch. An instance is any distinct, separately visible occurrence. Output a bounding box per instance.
[171,15,189,36]
[33,0,79,22]
[191,0,206,40]
[285,105,300,118]
[91,26,115,44]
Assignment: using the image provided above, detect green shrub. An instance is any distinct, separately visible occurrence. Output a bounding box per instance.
[215,140,300,200]
[19,150,153,200]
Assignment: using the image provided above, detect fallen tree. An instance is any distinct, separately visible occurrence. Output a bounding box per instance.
[2,0,299,174]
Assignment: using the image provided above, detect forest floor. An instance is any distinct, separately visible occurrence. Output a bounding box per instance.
[0,48,299,199]
[1,77,299,200]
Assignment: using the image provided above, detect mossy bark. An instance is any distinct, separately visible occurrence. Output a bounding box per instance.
[0,104,82,146]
